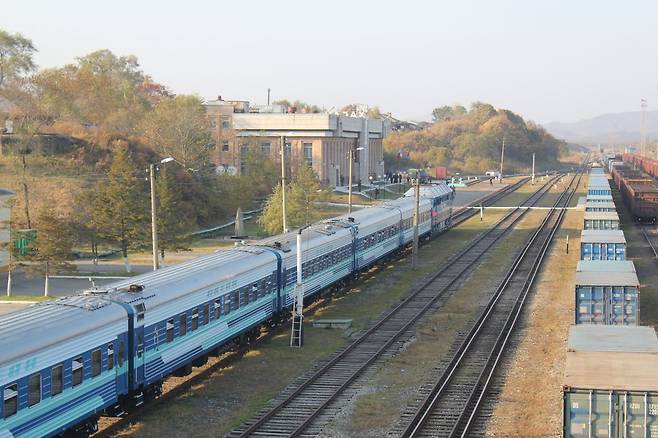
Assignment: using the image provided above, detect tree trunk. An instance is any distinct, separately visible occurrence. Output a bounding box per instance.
[44,262,49,297]
[21,153,31,228]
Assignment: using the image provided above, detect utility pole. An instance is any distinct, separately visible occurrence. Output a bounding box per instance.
[641,99,648,157]
[281,136,288,232]
[6,205,11,296]
[348,148,354,214]
[347,147,364,213]
[267,88,271,106]
[499,137,505,183]
[532,153,536,185]
[149,163,159,270]
[291,226,309,347]
[412,176,420,269]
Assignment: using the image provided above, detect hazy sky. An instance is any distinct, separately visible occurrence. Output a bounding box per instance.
[2,0,656,123]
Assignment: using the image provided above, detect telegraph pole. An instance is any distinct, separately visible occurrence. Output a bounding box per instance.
[532,153,536,185]
[641,99,648,157]
[412,175,420,269]
[281,136,288,233]
[6,205,11,296]
[149,163,159,270]
[499,137,505,183]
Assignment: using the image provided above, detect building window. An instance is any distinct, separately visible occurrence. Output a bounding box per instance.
[222,141,229,152]
[285,142,292,156]
[28,373,41,407]
[303,143,313,165]
[51,365,63,396]
[3,384,17,418]
[72,357,83,387]
[221,117,230,129]
[260,142,271,156]
[240,144,249,174]
[91,349,101,377]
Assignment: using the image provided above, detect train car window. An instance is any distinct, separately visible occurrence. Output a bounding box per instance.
[214,299,222,319]
[203,304,209,325]
[27,373,41,407]
[191,308,199,331]
[180,313,187,336]
[135,303,146,322]
[72,357,84,386]
[51,365,63,396]
[166,319,174,342]
[230,291,239,311]
[118,342,126,367]
[137,334,143,358]
[107,345,114,371]
[91,349,102,377]
[251,284,258,302]
[3,384,17,418]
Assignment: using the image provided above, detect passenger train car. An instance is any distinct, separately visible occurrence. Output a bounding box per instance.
[0,183,454,437]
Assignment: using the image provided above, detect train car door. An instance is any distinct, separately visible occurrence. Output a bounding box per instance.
[134,303,146,388]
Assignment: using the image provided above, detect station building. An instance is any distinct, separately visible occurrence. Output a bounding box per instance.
[204,98,388,187]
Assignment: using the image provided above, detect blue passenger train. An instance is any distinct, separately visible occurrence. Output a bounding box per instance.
[0,183,454,437]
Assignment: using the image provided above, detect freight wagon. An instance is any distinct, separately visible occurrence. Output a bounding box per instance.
[563,325,658,438]
[574,260,639,325]
[584,211,620,230]
[611,163,658,221]
[580,230,626,261]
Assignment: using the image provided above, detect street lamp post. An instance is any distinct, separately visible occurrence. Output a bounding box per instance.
[348,146,365,214]
[281,136,288,233]
[6,205,11,296]
[149,156,182,271]
[412,176,420,269]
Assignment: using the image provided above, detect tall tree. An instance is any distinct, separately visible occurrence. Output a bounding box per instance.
[156,166,193,265]
[140,95,213,169]
[93,147,148,272]
[72,186,103,267]
[0,29,36,88]
[29,206,73,296]
[258,165,326,234]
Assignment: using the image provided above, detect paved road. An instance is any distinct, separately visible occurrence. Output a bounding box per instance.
[2,262,151,297]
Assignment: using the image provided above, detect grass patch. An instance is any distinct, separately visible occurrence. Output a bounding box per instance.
[0,295,51,302]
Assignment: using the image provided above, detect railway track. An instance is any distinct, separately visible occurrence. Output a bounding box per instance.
[228,175,563,437]
[398,167,584,438]
[93,177,533,438]
[639,226,658,258]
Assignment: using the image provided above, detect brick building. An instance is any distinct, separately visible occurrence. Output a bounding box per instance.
[204,98,388,187]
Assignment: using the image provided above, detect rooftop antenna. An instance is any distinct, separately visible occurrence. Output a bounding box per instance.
[641,98,647,157]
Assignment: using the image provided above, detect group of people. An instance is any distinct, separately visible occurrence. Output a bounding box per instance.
[385,172,409,184]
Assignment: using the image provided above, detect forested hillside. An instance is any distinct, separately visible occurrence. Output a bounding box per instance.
[384,103,568,173]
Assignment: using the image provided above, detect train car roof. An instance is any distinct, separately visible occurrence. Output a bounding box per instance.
[0,295,126,367]
[403,183,453,199]
[580,230,626,244]
[91,248,277,308]
[584,211,619,220]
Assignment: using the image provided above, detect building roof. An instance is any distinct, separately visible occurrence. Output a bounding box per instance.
[584,211,619,220]
[580,229,626,244]
[564,325,658,391]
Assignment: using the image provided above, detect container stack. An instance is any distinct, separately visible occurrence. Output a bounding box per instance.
[564,161,656,437]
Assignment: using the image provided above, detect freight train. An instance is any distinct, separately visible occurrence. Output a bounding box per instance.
[0,183,454,437]
[609,154,658,222]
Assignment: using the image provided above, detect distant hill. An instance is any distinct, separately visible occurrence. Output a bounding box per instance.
[545,110,658,145]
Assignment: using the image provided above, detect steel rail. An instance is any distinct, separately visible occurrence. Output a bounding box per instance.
[232,175,562,437]
[401,165,585,438]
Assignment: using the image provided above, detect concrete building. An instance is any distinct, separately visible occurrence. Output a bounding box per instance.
[204,98,388,187]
